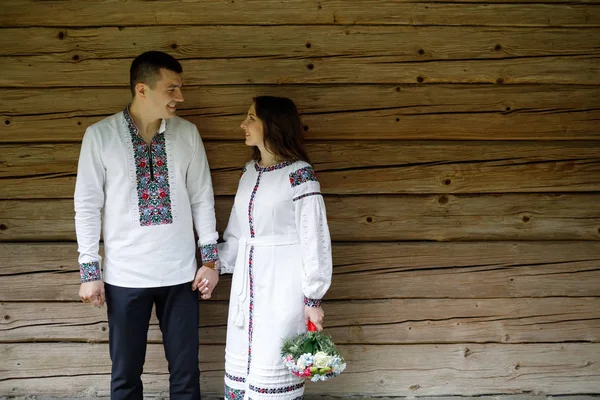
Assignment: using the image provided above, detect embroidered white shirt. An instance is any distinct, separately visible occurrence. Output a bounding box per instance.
[74,107,219,288]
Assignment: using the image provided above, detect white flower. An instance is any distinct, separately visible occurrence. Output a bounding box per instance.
[313,351,332,369]
[296,358,306,371]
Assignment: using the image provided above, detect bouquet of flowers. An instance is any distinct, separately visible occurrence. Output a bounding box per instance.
[281,321,346,382]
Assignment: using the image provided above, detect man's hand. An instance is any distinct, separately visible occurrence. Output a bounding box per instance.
[192,266,219,300]
[79,281,105,308]
[304,305,325,331]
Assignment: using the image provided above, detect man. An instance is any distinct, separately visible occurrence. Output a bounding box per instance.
[75,51,219,399]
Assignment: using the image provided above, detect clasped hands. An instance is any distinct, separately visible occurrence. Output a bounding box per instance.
[191,264,219,300]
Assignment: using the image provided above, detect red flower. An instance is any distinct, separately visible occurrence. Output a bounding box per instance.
[139,161,146,168]
[159,191,166,198]
[142,193,149,200]
[156,159,164,166]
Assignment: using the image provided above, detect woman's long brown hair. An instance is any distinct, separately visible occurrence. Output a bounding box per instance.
[251,96,311,164]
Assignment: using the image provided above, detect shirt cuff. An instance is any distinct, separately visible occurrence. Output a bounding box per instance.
[80,261,101,283]
[200,243,219,264]
[304,296,322,308]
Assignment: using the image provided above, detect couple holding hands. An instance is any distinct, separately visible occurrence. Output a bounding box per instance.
[75,51,332,400]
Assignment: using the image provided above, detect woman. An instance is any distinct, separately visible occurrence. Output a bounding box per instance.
[218,96,333,399]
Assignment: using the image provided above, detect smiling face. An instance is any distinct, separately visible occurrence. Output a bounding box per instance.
[139,68,184,120]
[241,103,265,148]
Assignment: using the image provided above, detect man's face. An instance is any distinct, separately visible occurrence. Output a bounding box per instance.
[145,68,184,120]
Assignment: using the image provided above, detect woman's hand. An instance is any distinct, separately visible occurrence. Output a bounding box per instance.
[304,305,325,331]
[192,266,219,300]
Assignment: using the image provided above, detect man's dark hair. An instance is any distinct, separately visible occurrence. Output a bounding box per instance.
[129,51,183,97]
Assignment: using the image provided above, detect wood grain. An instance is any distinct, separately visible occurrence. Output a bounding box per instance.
[2,242,599,301]
[2,141,599,198]
[2,1,599,27]
[2,54,598,87]
[1,195,600,242]
[4,26,599,60]
[3,85,598,142]
[1,343,599,396]
[2,298,598,344]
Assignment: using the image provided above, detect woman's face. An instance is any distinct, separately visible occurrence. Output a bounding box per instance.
[241,103,264,148]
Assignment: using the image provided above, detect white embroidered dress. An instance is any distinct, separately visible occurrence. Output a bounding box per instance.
[218,160,332,400]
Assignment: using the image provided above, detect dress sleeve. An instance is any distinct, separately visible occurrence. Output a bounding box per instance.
[74,126,105,283]
[217,165,248,274]
[187,126,219,264]
[217,205,242,274]
[290,164,333,307]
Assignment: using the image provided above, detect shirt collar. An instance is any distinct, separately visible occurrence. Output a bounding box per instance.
[123,104,167,136]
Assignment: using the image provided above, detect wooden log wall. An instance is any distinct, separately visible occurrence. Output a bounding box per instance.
[1,0,599,397]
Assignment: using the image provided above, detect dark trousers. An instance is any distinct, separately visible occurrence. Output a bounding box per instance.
[105,282,200,400]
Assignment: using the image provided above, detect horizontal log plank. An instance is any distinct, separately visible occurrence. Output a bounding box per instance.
[2,55,598,87]
[1,195,599,242]
[3,241,599,275]
[4,26,599,60]
[2,263,599,302]
[3,85,598,142]
[2,298,599,344]
[1,343,599,396]
[2,141,600,198]
[3,397,599,400]
[1,242,599,300]
[5,85,598,118]
[2,1,599,27]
